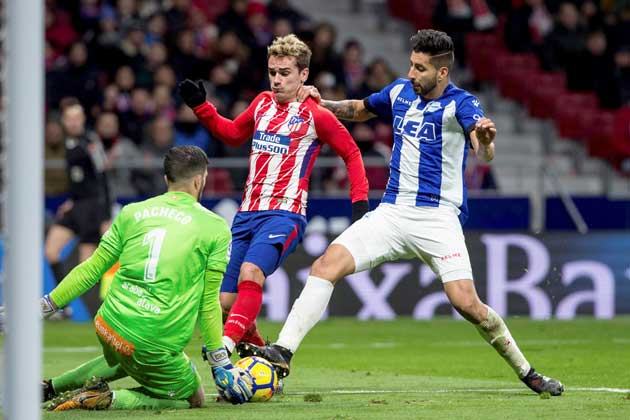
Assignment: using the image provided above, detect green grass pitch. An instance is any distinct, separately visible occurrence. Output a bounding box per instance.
[3,317,630,419]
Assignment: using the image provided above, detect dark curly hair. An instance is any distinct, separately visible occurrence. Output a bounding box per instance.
[409,29,455,71]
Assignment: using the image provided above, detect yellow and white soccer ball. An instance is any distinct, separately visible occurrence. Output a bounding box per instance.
[235,356,279,402]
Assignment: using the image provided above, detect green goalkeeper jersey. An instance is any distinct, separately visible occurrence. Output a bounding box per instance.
[51,191,231,353]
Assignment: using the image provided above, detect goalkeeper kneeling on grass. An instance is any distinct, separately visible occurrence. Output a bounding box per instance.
[40,146,252,411]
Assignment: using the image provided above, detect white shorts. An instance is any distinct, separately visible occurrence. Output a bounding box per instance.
[332,203,473,282]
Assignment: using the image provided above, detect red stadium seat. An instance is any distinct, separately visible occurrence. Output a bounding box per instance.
[494,52,539,102]
[580,110,616,158]
[612,107,630,157]
[525,72,567,118]
[465,32,504,82]
[552,92,598,140]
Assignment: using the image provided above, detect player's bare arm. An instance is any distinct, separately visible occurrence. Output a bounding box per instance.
[470,117,496,163]
[320,99,375,122]
[297,85,375,122]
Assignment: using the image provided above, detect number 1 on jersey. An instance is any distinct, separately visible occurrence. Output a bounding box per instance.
[142,228,166,282]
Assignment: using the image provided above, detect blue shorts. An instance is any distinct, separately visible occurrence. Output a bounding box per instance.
[220,210,307,293]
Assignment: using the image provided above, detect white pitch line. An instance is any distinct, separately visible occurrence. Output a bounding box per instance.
[205,387,630,398]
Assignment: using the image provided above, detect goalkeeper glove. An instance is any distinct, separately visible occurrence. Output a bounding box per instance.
[178,79,207,108]
[351,200,369,223]
[202,345,253,404]
[41,295,58,319]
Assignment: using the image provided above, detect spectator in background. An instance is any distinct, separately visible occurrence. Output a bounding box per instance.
[44,119,69,196]
[540,2,586,71]
[433,0,475,66]
[171,29,210,81]
[505,0,553,53]
[133,117,175,197]
[119,21,148,75]
[113,65,136,112]
[267,0,310,32]
[153,84,177,121]
[341,40,366,98]
[272,17,293,39]
[355,58,397,98]
[119,87,154,145]
[96,112,140,198]
[218,0,256,48]
[246,2,273,49]
[46,3,79,57]
[309,23,344,86]
[153,64,178,92]
[145,12,168,45]
[569,29,619,108]
[137,42,169,87]
[174,104,214,155]
[46,42,100,113]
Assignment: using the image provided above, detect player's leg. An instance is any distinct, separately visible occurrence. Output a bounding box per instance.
[443,280,564,395]
[419,207,563,396]
[223,261,268,353]
[241,205,403,376]
[51,343,204,410]
[225,212,306,353]
[44,223,76,283]
[43,355,127,401]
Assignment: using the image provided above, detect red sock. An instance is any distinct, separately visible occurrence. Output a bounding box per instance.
[224,281,263,344]
[241,321,266,346]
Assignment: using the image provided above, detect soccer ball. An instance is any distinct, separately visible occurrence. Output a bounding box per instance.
[235,356,279,402]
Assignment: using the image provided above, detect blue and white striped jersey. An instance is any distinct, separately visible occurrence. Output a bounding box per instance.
[365,79,484,224]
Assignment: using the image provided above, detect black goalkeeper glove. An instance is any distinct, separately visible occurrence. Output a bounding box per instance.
[351,200,369,223]
[178,79,207,108]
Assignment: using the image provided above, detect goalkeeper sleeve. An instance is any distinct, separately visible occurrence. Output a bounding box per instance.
[49,245,118,308]
[197,269,225,353]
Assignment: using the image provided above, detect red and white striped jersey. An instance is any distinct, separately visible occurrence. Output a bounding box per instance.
[194,92,369,216]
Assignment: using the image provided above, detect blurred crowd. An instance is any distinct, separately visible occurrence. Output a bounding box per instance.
[43,0,629,200]
[433,0,630,109]
[44,0,399,199]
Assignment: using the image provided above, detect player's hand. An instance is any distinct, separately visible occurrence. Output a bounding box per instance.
[56,200,74,218]
[41,295,58,319]
[474,117,496,146]
[212,366,253,404]
[202,345,232,369]
[351,200,369,223]
[178,79,207,108]
[297,85,321,103]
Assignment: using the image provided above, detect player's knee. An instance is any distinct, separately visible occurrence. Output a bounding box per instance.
[188,386,205,408]
[44,246,60,264]
[311,246,353,283]
[220,293,236,315]
[239,262,265,283]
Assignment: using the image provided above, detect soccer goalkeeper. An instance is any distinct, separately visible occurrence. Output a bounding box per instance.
[40,145,252,411]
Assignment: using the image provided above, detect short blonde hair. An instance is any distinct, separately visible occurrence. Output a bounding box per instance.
[267,34,312,70]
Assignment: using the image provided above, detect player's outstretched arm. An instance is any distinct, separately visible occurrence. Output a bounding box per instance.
[47,245,119,313]
[312,105,370,221]
[470,117,496,163]
[298,85,375,122]
[178,79,255,146]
